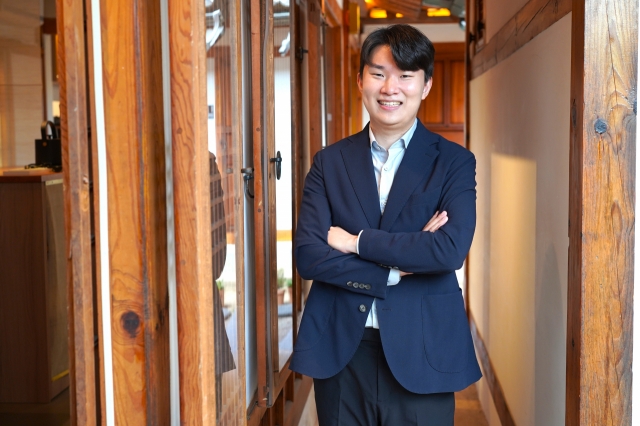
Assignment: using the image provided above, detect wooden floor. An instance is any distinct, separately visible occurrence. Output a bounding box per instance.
[455,384,489,426]
[0,384,487,425]
[0,388,70,426]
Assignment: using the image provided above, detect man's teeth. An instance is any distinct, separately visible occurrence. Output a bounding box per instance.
[379,101,401,106]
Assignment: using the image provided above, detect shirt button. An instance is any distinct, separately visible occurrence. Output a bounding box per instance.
[359,304,367,313]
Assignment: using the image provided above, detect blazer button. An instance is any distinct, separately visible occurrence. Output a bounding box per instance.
[359,304,367,313]
[359,283,365,289]
[347,281,353,287]
[364,284,371,290]
[353,282,359,287]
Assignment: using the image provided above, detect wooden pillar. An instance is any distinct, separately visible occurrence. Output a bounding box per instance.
[566,0,637,424]
[168,0,216,423]
[57,0,97,423]
[98,0,170,422]
[307,0,323,155]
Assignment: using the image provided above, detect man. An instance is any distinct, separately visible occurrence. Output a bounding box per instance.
[290,24,481,425]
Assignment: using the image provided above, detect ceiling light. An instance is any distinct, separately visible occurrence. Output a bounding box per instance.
[396,13,404,18]
[370,8,388,18]
[426,7,451,17]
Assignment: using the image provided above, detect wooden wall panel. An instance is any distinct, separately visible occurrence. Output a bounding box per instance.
[168,0,216,423]
[100,0,170,422]
[56,0,98,422]
[566,0,636,424]
[450,60,465,124]
[307,0,323,155]
[420,61,444,124]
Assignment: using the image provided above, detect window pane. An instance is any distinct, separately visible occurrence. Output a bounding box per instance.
[205,0,244,423]
[273,0,293,371]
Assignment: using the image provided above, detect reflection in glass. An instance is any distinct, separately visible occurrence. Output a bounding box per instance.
[206,0,243,423]
[273,0,294,371]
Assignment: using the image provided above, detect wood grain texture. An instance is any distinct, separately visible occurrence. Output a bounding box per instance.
[168,0,216,423]
[251,0,271,407]
[0,182,48,403]
[566,0,636,424]
[83,0,107,420]
[360,14,459,26]
[56,0,97,421]
[470,0,571,79]
[228,0,249,417]
[307,0,323,155]
[100,0,170,423]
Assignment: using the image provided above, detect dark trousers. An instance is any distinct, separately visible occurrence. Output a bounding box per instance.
[314,329,454,426]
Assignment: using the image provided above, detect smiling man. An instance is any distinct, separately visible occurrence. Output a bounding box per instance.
[290,24,481,425]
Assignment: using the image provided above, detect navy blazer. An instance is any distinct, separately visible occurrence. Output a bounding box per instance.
[290,121,482,394]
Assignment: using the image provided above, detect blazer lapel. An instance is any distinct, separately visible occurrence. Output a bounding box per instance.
[341,125,382,229]
[380,122,440,231]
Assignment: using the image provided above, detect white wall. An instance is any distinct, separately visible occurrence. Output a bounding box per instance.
[468,13,571,426]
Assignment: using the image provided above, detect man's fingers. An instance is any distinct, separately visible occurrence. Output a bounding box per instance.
[422,211,448,232]
[422,211,440,231]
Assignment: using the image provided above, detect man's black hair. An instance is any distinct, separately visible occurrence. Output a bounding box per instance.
[359,24,435,82]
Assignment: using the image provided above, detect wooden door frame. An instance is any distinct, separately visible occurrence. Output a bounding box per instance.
[566,0,636,423]
[57,0,98,423]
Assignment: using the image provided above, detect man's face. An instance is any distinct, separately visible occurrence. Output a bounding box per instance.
[358,45,432,135]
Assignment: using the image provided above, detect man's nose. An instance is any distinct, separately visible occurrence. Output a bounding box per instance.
[382,76,399,94]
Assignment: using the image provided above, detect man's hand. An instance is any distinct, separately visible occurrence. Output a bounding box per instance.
[422,211,448,232]
[328,226,358,254]
[328,211,447,271]
[401,211,448,276]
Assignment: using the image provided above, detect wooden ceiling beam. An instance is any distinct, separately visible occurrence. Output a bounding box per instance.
[361,14,459,26]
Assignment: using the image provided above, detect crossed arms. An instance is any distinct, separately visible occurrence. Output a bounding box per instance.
[294,148,476,297]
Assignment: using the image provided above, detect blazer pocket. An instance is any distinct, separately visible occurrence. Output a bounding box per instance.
[421,289,470,373]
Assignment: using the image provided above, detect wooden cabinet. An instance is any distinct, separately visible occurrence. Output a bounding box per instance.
[0,171,69,403]
[418,43,466,147]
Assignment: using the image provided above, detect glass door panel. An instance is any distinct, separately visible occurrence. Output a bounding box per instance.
[205,0,244,423]
[273,0,294,371]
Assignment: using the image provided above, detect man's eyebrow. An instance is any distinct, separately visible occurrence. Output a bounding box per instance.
[368,63,385,70]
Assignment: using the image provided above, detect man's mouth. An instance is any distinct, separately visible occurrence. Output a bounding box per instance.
[378,101,401,107]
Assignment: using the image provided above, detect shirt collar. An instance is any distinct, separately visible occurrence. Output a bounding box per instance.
[369,118,418,151]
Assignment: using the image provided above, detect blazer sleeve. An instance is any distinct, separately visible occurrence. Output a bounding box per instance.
[357,151,476,274]
[295,150,392,299]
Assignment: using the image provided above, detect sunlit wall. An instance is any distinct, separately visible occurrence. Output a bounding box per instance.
[468,12,571,426]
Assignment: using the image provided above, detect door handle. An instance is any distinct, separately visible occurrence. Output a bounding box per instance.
[270,151,282,180]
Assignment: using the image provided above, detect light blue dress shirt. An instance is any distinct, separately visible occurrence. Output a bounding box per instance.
[358,119,418,328]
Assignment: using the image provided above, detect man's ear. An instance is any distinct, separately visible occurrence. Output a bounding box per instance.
[357,73,363,92]
[422,77,433,100]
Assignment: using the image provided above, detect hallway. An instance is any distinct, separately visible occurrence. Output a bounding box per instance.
[455,384,489,425]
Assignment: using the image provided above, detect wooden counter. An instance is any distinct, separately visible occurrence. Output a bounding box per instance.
[0,169,69,403]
